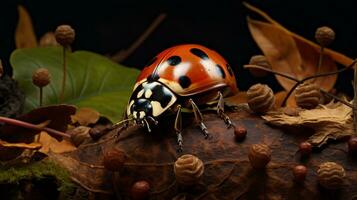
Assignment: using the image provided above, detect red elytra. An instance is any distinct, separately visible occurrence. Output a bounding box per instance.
[135,44,238,97]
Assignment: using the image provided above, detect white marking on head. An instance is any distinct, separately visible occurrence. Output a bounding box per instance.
[139,111,145,119]
[127,100,135,117]
[145,89,153,98]
[133,111,137,118]
[137,89,144,98]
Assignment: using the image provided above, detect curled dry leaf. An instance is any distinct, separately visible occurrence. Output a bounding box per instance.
[38,131,76,154]
[262,101,354,147]
[245,3,354,92]
[15,5,37,49]
[71,107,100,126]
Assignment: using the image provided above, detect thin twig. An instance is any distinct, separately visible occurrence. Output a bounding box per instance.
[245,59,357,107]
[282,59,357,106]
[317,46,324,74]
[320,89,353,108]
[111,13,167,63]
[0,116,70,138]
[243,65,299,82]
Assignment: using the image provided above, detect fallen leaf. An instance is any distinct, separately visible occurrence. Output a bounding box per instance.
[71,107,100,126]
[243,2,353,66]
[247,17,337,91]
[0,139,41,150]
[39,131,76,154]
[262,101,354,147]
[15,5,37,48]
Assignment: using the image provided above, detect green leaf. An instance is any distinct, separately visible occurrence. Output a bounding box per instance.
[10,47,139,122]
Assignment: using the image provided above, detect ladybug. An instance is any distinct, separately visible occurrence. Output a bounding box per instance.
[125,44,238,151]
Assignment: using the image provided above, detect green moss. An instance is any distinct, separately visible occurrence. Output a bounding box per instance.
[0,159,75,198]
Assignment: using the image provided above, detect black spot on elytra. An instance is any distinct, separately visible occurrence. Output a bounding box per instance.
[167,56,181,66]
[145,57,157,67]
[190,48,209,60]
[226,64,234,76]
[216,64,226,78]
[178,76,191,89]
[150,85,172,108]
[147,73,160,82]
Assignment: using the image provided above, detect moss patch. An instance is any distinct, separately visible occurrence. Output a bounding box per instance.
[0,159,75,198]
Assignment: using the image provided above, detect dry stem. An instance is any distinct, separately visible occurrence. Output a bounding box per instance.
[0,116,70,138]
[244,59,357,107]
[111,13,167,63]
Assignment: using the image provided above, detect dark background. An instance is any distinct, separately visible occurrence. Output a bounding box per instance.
[1,0,356,93]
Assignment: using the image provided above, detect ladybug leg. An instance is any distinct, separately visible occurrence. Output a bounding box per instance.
[174,105,183,152]
[189,99,210,139]
[217,92,234,128]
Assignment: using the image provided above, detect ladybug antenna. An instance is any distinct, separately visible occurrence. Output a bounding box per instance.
[147,116,158,125]
[112,118,134,129]
[143,118,152,132]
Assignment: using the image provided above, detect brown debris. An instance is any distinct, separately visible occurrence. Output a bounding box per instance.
[262,101,354,147]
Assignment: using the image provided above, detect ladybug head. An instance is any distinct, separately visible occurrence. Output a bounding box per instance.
[127,81,177,132]
[130,98,156,129]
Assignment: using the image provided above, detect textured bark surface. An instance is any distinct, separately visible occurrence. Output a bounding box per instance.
[51,104,357,200]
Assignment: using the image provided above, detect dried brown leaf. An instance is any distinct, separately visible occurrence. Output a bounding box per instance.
[262,101,354,147]
[71,107,100,126]
[247,17,337,91]
[244,2,353,66]
[39,131,76,154]
[0,139,41,150]
[15,5,37,48]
